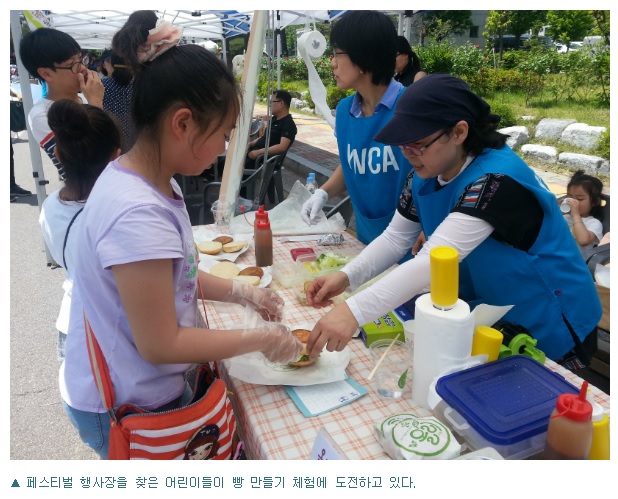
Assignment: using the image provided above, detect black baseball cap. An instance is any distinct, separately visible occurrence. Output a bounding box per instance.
[374,73,491,145]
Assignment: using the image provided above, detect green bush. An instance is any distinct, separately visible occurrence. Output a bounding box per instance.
[487,101,518,127]
[499,50,528,70]
[279,57,308,80]
[416,42,454,74]
[326,85,354,110]
[256,73,270,100]
[281,80,307,97]
[595,128,610,159]
[451,43,491,77]
[490,69,527,92]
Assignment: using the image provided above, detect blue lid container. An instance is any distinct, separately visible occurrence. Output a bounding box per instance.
[435,356,579,446]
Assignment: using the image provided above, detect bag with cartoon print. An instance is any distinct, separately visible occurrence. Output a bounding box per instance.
[84,314,241,460]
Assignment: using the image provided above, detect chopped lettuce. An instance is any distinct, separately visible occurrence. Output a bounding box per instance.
[303,252,353,273]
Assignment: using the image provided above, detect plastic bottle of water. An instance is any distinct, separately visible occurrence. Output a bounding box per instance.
[305,173,318,194]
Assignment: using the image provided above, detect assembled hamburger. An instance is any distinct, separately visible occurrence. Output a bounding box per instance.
[288,329,318,367]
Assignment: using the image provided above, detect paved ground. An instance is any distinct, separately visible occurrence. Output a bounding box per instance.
[10,133,99,460]
[8,106,608,461]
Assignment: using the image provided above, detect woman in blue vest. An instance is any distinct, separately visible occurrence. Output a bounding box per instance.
[305,73,601,371]
[300,11,411,246]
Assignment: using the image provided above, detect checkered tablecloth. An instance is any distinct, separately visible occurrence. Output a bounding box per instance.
[195,226,610,460]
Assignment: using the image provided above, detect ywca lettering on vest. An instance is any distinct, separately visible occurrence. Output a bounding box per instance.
[347,144,400,174]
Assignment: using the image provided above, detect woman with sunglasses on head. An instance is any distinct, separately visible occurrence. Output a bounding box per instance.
[301,11,412,249]
[305,73,601,373]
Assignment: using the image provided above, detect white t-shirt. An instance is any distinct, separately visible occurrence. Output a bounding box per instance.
[38,190,84,334]
[28,95,87,179]
[563,214,604,255]
[60,160,197,412]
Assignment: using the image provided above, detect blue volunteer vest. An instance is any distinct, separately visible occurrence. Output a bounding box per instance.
[335,90,411,245]
[412,146,601,360]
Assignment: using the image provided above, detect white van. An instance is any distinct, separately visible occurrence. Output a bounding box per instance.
[582,36,607,52]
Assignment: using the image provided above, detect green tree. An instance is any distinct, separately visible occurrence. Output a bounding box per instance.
[507,10,548,47]
[590,10,610,45]
[546,10,595,48]
[484,10,511,60]
[415,11,473,45]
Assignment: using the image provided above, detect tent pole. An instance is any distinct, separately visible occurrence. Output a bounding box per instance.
[404,14,412,41]
[10,10,55,266]
[217,10,268,218]
[221,37,228,66]
[276,11,281,90]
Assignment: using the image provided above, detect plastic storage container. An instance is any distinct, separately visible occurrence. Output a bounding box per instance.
[433,356,580,460]
[288,250,355,306]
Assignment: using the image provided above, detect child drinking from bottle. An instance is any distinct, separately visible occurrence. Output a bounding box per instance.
[561,170,604,255]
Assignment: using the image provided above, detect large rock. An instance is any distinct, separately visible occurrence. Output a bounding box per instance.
[500,126,529,150]
[521,144,557,164]
[558,152,608,175]
[560,123,607,151]
[599,160,610,176]
[291,98,306,109]
[535,118,577,140]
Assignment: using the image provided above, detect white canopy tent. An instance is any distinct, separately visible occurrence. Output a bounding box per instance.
[35,10,348,49]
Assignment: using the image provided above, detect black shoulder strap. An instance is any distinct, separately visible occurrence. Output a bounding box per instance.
[62,207,84,271]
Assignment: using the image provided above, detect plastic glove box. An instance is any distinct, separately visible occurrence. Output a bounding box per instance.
[433,356,580,460]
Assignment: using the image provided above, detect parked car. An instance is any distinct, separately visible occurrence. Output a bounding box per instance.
[556,41,583,54]
[491,34,554,51]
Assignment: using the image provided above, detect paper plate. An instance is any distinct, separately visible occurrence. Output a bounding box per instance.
[198,260,272,288]
[194,233,251,262]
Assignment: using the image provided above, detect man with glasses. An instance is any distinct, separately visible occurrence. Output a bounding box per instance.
[19,28,104,180]
[246,90,297,170]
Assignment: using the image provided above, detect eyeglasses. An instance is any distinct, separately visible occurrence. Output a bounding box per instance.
[271,100,282,103]
[54,59,86,74]
[331,50,348,59]
[399,131,447,156]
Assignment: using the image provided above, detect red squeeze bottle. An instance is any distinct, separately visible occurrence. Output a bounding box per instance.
[254,206,273,267]
[543,381,593,459]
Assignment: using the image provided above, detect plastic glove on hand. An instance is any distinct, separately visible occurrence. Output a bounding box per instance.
[229,280,285,322]
[301,189,328,225]
[256,322,303,364]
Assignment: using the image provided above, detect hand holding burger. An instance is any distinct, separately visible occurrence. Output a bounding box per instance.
[255,322,303,364]
[288,329,319,367]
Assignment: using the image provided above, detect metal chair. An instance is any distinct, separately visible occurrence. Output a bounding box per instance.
[325,195,354,228]
[267,149,291,205]
[199,154,280,225]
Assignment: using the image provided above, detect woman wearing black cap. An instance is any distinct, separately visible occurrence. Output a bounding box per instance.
[305,73,601,373]
[394,36,427,87]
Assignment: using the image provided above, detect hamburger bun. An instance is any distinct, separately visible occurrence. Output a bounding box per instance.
[288,329,318,367]
[231,275,261,286]
[197,241,223,255]
[210,261,241,279]
[213,235,234,245]
[223,240,248,253]
[239,266,264,278]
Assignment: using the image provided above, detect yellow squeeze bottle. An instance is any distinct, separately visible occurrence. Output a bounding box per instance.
[588,391,610,460]
[430,246,459,309]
